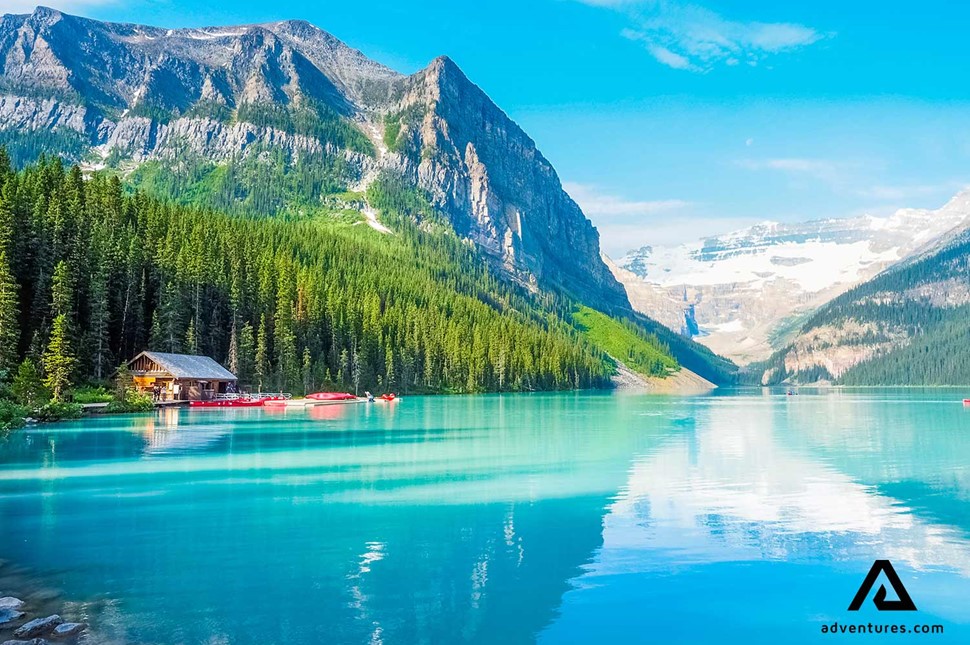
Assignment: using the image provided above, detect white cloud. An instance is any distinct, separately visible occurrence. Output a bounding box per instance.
[2,1,115,14]
[578,0,827,72]
[646,43,697,71]
[565,182,689,218]
[854,182,966,201]
[734,157,853,186]
[736,157,964,206]
[598,217,762,257]
[564,182,704,254]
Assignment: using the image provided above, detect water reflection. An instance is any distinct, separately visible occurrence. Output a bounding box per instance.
[0,392,969,643]
[542,391,970,643]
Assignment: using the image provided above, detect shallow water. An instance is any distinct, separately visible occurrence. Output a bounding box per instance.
[1,390,969,643]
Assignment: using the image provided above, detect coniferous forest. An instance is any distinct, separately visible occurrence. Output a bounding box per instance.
[0,152,641,407]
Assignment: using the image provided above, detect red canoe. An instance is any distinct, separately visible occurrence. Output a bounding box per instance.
[380,393,396,401]
[306,392,358,402]
[189,398,266,408]
[189,395,288,408]
[964,399,970,405]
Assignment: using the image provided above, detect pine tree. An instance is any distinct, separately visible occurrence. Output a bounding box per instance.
[184,318,197,355]
[43,313,75,402]
[12,358,45,406]
[88,262,111,380]
[0,250,19,373]
[254,314,269,392]
[238,321,255,387]
[50,260,72,320]
[114,362,133,404]
[148,311,163,351]
[227,319,240,376]
[302,346,312,395]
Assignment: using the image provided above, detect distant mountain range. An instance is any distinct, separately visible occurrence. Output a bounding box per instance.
[758,222,970,385]
[612,192,970,367]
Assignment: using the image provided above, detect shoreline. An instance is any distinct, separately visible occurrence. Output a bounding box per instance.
[0,559,102,644]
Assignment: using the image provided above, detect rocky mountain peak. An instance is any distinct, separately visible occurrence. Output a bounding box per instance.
[0,8,630,311]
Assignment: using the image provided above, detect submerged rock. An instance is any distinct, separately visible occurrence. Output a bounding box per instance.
[1,640,51,645]
[12,615,61,638]
[0,598,24,610]
[0,608,25,625]
[51,623,85,637]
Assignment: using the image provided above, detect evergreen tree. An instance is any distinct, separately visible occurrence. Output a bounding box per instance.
[238,321,255,387]
[12,358,45,406]
[43,313,75,401]
[254,314,269,392]
[0,250,19,373]
[302,346,313,395]
[184,318,197,355]
[87,261,112,380]
[227,319,240,376]
[50,260,72,320]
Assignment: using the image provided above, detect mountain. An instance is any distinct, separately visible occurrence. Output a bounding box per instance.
[0,6,627,311]
[755,223,970,385]
[0,7,737,391]
[612,194,970,364]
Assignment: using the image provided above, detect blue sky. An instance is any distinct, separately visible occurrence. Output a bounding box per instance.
[11,0,970,255]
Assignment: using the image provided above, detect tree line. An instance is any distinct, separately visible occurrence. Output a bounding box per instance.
[0,153,619,401]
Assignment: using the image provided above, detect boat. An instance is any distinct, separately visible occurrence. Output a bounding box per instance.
[306,392,358,402]
[964,399,970,405]
[189,397,265,408]
[265,392,364,408]
[189,394,289,408]
[380,393,397,401]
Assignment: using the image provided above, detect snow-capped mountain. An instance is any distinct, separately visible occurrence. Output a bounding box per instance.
[612,191,970,364]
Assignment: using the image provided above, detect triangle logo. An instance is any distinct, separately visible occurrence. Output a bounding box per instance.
[848,560,917,611]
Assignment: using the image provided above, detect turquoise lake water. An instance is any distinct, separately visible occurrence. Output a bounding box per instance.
[1,390,970,643]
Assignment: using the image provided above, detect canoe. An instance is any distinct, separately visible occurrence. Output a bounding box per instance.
[306,392,358,402]
[265,397,364,408]
[964,399,970,404]
[189,398,265,408]
[190,394,289,409]
[380,393,397,401]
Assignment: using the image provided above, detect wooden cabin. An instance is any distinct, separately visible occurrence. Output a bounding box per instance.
[126,351,237,401]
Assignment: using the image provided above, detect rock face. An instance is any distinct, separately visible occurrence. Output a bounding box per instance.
[0,7,628,311]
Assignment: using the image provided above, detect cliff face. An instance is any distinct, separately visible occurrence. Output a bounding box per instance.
[382,57,627,307]
[0,7,628,310]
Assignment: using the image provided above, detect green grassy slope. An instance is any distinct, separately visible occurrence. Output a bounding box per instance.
[571,306,678,378]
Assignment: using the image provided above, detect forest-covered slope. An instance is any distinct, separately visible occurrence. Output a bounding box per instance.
[0,155,634,395]
[0,9,740,394]
[754,227,970,385]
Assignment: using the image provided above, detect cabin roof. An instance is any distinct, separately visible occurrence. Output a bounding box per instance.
[129,351,237,380]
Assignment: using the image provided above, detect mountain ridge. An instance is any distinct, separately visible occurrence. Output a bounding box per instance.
[0,6,630,312]
[612,192,970,364]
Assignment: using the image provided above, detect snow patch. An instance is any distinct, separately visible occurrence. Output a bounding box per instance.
[362,204,391,234]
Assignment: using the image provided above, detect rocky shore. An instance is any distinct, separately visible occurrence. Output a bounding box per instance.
[0,560,99,645]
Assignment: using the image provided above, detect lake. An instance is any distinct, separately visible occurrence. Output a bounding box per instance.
[1,390,969,644]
